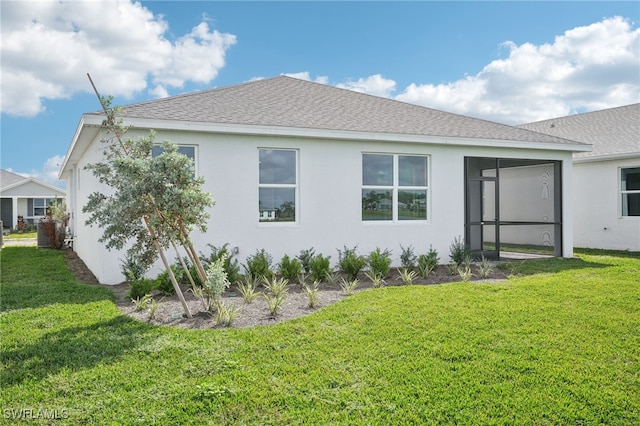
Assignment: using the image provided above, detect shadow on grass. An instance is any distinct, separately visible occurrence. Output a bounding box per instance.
[1,315,156,387]
[498,256,611,276]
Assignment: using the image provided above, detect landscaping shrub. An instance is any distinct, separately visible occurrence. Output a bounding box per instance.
[308,253,332,282]
[120,253,147,282]
[417,247,439,277]
[127,277,154,300]
[399,244,417,271]
[153,265,182,295]
[449,235,471,266]
[262,276,289,317]
[202,243,241,284]
[278,254,303,281]
[296,247,316,274]
[244,249,274,280]
[303,281,320,308]
[367,247,392,279]
[337,245,367,280]
[204,256,231,302]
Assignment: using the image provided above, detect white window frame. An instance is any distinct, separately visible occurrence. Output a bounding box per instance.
[620,166,640,218]
[258,148,299,224]
[32,198,55,216]
[362,153,430,222]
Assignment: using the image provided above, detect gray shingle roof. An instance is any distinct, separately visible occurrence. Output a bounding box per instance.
[93,76,582,146]
[518,103,639,159]
[0,169,27,190]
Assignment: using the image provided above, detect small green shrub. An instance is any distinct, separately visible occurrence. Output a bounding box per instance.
[263,277,289,317]
[367,247,392,279]
[214,300,241,327]
[131,294,152,311]
[149,298,161,319]
[477,255,495,279]
[337,245,367,280]
[204,255,231,302]
[308,254,332,282]
[296,247,316,274]
[417,247,439,278]
[448,263,459,275]
[120,254,146,282]
[202,244,241,284]
[458,266,473,282]
[244,249,274,280]
[397,268,418,285]
[449,236,471,267]
[365,271,386,288]
[303,281,320,308]
[462,252,474,269]
[399,244,417,271]
[264,292,286,317]
[154,265,182,295]
[263,276,289,299]
[278,255,303,282]
[237,276,260,304]
[340,277,359,295]
[128,278,154,300]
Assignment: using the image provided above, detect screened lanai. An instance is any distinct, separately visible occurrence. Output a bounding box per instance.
[464,157,562,259]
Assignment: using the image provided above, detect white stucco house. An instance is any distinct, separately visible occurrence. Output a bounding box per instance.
[59,76,590,284]
[0,169,67,229]
[519,104,640,251]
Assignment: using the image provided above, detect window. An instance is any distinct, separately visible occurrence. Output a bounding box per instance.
[259,149,297,222]
[152,145,197,174]
[32,198,57,216]
[362,153,428,221]
[621,167,640,217]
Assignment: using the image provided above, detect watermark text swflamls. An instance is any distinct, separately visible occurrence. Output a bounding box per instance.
[3,408,69,420]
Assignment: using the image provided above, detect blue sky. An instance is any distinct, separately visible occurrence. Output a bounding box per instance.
[1,1,638,188]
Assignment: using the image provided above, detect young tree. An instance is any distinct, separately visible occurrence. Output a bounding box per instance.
[83,88,214,318]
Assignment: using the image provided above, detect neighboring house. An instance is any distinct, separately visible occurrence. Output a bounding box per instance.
[519,104,640,251]
[0,169,67,229]
[59,76,589,284]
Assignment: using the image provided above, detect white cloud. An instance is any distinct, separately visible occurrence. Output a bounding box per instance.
[396,16,640,124]
[8,155,67,188]
[336,74,397,98]
[0,0,236,116]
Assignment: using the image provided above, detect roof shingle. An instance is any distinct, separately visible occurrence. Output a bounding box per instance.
[518,103,639,159]
[0,169,27,190]
[93,76,583,146]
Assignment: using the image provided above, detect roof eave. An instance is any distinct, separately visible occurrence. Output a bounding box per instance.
[574,152,640,163]
[1,178,67,195]
[59,114,104,180]
[116,117,592,153]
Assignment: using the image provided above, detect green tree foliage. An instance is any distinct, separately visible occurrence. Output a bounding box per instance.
[82,95,214,317]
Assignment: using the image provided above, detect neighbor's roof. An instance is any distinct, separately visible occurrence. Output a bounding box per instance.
[0,169,66,194]
[518,103,640,161]
[89,76,584,146]
[0,169,27,190]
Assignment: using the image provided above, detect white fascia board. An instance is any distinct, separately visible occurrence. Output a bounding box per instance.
[1,178,66,195]
[573,152,640,164]
[122,117,593,153]
[59,114,104,179]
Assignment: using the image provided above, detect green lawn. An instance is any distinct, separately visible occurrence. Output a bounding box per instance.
[3,232,37,240]
[1,247,638,425]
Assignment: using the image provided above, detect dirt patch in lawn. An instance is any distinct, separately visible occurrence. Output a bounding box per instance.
[64,249,509,330]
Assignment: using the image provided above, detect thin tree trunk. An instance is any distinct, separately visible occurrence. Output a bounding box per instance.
[171,239,197,291]
[144,217,192,318]
[179,218,208,285]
